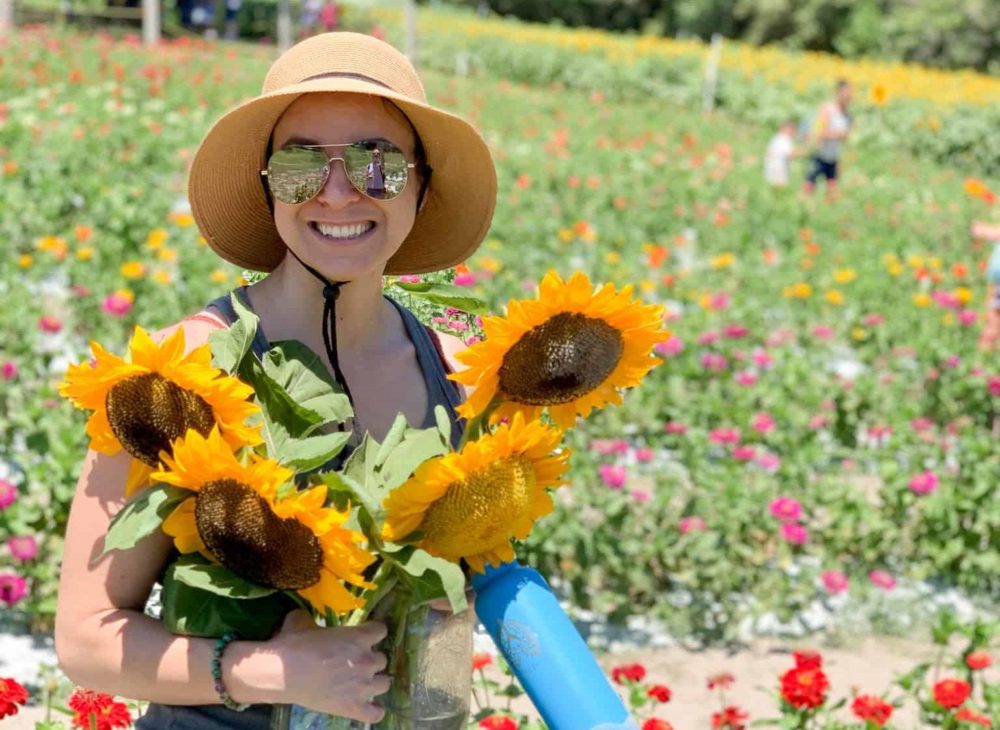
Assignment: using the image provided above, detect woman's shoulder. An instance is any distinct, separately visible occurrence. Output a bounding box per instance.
[430,329,467,374]
[151,309,230,353]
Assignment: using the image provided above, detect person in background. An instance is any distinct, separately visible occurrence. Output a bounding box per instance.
[970,220,1000,351]
[803,79,853,199]
[764,118,800,187]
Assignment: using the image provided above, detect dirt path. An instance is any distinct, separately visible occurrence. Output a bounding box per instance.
[7,636,994,729]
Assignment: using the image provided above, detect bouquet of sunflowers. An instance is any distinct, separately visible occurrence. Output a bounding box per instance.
[60,270,667,729]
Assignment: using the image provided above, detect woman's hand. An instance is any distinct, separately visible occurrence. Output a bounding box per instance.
[271,609,391,723]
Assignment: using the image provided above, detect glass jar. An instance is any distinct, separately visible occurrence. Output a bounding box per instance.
[271,592,474,730]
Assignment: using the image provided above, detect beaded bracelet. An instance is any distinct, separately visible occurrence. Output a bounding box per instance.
[211,631,250,712]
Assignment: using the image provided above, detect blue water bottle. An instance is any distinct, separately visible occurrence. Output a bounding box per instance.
[471,561,637,730]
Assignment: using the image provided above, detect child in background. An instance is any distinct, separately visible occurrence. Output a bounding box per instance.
[970,220,1000,351]
[764,118,799,187]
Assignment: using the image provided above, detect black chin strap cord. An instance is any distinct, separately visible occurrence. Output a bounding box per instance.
[285,249,356,412]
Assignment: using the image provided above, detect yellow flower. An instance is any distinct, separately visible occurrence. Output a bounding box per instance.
[120,261,146,279]
[146,228,168,249]
[169,212,195,228]
[710,253,735,269]
[954,287,972,305]
[479,256,503,273]
[210,269,230,284]
[928,257,942,271]
[639,279,655,293]
[942,313,955,326]
[59,326,262,495]
[17,254,33,268]
[153,270,173,285]
[825,289,844,305]
[157,247,177,263]
[382,413,570,573]
[450,270,666,428]
[870,83,888,106]
[155,428,375,616]
[558,228,574,243]
[913,293,932,308]
[907,255,925,269]
[77,246,95,261]
[833,268,856,284]
[604,251,621,265]
[851,327,868,341]
[887,261,903,277]
[783,282,813,299]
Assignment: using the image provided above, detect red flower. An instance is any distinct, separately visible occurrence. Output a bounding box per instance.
[933,678,971,709]
[0,677,29,719]
[711,705,749,729]
[965,651,992,671]
[610,663,647,684]
[779,665,829,709]
[792,650,822,669]
[68,689,132,730]
[479,716,518,730]
[707,672,735,690]
[851,694,893,727]
[647,684,672,703]
[955,707,992,727]
[641,720,673,730]
[472,652,493,671]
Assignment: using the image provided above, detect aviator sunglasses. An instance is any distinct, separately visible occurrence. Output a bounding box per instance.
[261,139,416,205]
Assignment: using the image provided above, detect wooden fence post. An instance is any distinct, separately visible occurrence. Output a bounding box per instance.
[277,0,291,52]
[703,32,723,113]
[142,0,160,45]
[0,0,13,38]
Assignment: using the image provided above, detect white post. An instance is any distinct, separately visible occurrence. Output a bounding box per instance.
[0,0,13,38]
[277,0,291,52]
[142,0,160,45]
[702,32,723,113]
[403,0,416,65]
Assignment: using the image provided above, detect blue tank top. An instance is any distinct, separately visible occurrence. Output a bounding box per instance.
[136,287,465,728]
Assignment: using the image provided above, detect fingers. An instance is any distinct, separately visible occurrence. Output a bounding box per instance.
[280,608,316,632]
[355,701,386,724]
[359,620,387,644]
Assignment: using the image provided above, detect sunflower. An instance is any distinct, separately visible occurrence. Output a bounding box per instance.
[450,270,667,428]
[60,326,262,495]
[153,427,376,616]
[382,413,570,573]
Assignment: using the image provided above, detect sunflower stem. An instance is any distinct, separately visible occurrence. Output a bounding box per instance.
[457,397,503,451]
[345,560,398,626]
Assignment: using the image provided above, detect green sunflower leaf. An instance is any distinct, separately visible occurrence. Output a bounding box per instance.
[278,431,352,471]
[262,341,353,430]
[386,546,468,613]
[170,554,277,599]
[207,292,258,375]
[98,484,190,560]
[378,426,451,493]
[161,559,294,640]
[391,281,490,315]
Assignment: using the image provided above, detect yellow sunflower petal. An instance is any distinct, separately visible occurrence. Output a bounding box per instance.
[125,460,154,497]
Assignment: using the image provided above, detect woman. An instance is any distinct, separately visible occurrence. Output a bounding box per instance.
[54,32,496,726]
[971,220,1000,351]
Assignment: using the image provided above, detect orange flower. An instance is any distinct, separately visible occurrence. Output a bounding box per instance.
[964,178,990,200]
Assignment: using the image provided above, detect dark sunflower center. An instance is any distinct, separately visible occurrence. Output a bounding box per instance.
[194,479,323,591]
[105,372,216,466]
[497,312,624,406]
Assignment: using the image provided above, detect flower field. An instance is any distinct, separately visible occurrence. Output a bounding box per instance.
[0,9,998,729]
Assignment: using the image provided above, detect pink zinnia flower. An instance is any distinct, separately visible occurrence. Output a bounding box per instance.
[989,376,1000,397]
[0,479,16,510]
[808,415,828,430]
[869,570,895,591]
[464,336,481,346]
[731,445,757,461]
[634,447,654,463]
[821,570,849,594]
[0,573,27,606]
[942,355,961,369]
[811,325,835,340]
[766,327,796,347]
[709,292,731,310]
[958,310,978,326]
[769,497,802,521]
[752,349,775,369]
[446,319,469,332]
[756,453,781,471]
[734,370,758,386]
[932,290,961,310]
[398,274,422,283]
[697,330,721,346]
[631,489,651,504]
[910,418,934,432]
[1,361,16,381]
[709,428,741,445]
[654,337,684,357]
[453,273,477,287]
[862,313,885,327]
[590,439,629,456]
[598,464,627,490]
[7,536,38,562]
[723,323,748,339]
[908,471,939,495]
[664,422,688,435]
[38,315,62,333]
[679,516,706,534]
[101,292,132,318]
[700,353,728,371]
[751,412,775,433]
[781,522,809,545]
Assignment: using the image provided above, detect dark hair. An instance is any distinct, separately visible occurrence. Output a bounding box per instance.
[836,78,851,90]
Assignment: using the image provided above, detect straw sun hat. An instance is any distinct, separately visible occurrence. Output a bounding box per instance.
[188,32,497,275]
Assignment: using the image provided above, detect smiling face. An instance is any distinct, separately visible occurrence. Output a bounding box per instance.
[270,92,421,282]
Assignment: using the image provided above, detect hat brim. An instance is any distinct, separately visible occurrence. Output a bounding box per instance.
[188,76,497,275]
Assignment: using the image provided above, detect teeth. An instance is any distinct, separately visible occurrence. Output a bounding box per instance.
[315,222,373,239]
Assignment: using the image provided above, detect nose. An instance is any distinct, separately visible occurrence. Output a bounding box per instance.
[314,158,362,206]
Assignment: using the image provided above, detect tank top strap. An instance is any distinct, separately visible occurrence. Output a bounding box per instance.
[386,297,465,450]
[204,287,272,360]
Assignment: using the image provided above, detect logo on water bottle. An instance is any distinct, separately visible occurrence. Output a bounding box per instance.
[496,618,541,669]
